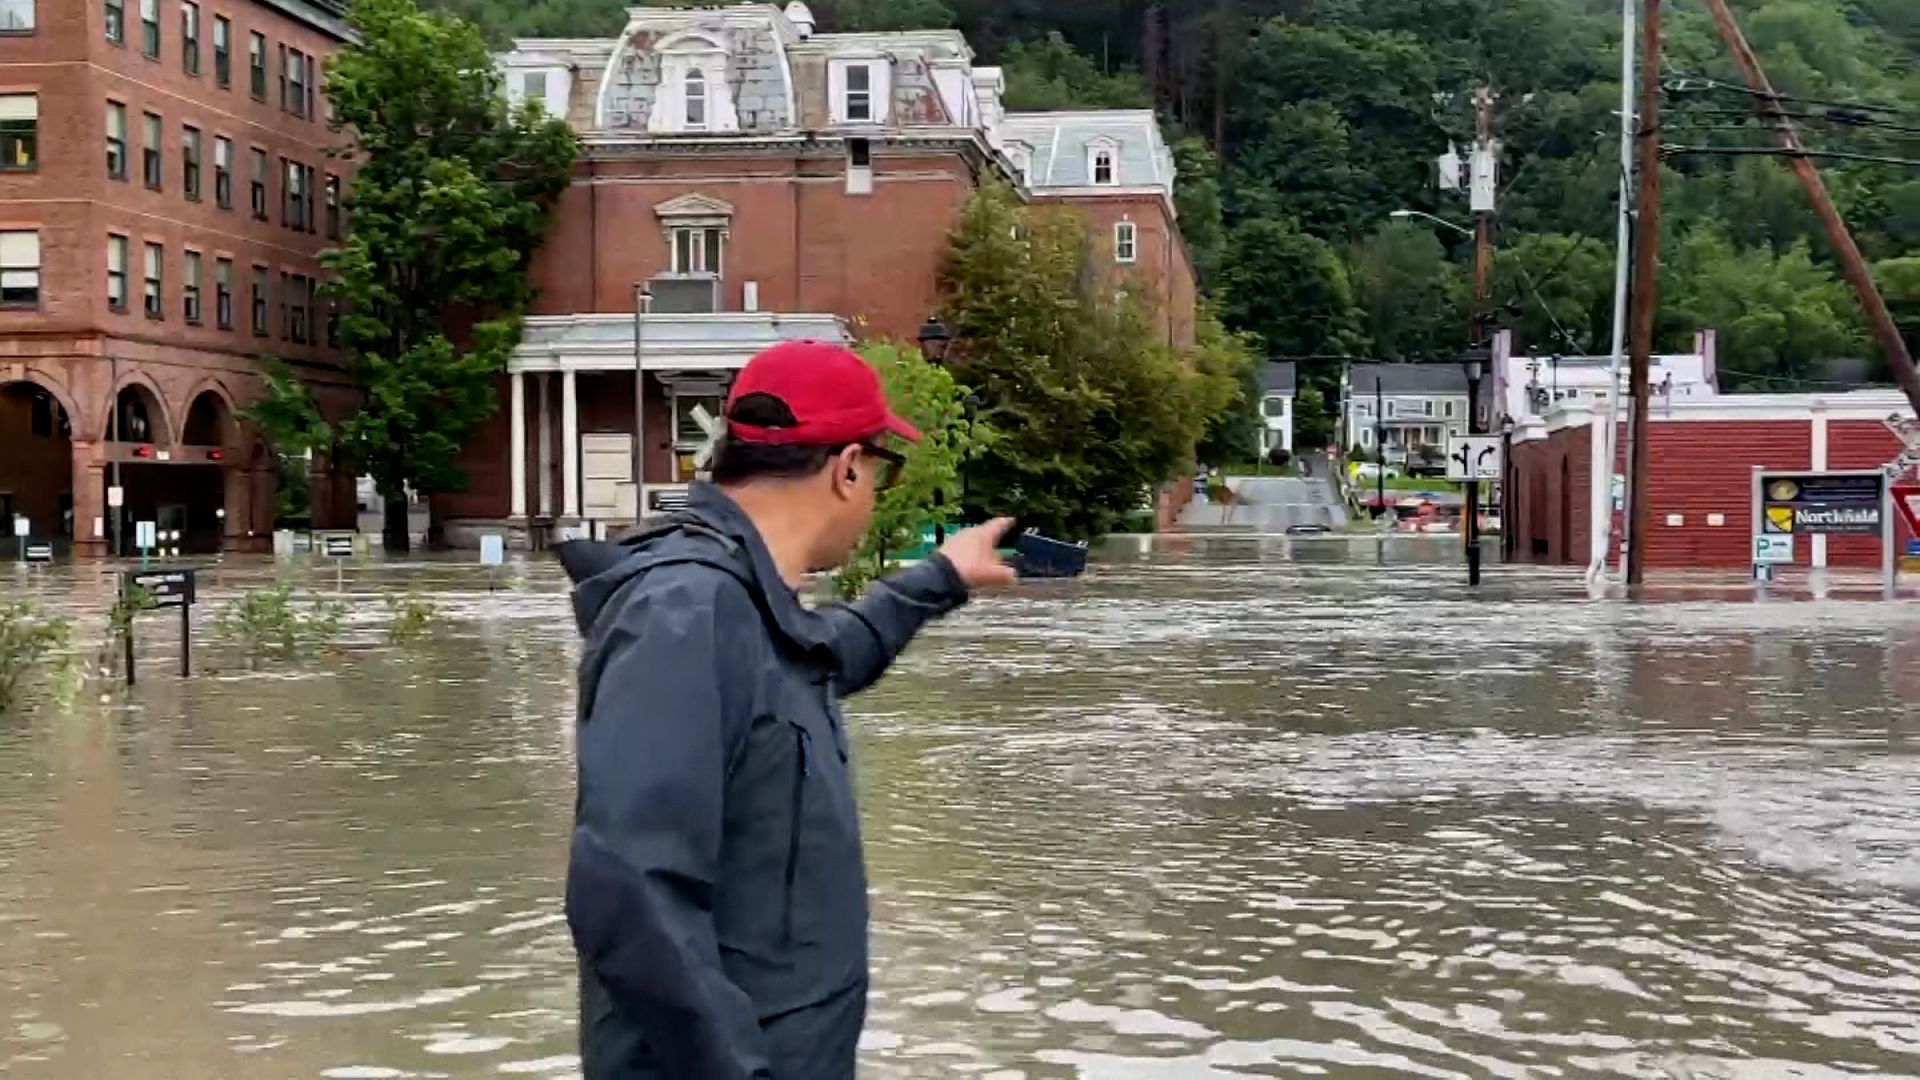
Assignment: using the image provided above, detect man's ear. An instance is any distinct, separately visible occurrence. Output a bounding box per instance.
[831,444,863,496]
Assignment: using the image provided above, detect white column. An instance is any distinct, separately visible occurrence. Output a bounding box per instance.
[1591,409,1613,568]
[538,373,554,517]
[509,372,527,519]
[1811,405,1829,569]
[562,369,581,519]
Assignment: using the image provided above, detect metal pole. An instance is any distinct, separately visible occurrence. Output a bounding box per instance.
[180,600,190,677]
[1883,472,1897,598]
[1626,0,1662,589]
[1466,369,1482,587]
[1375,376,1385,519]
[1701,0,1920,418]
[633,285,649,521]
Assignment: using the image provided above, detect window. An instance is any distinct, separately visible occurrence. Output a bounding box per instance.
[283,157,307,230]
[304,163,316,232]
[107,235,128,311]
[250,265,266,335]
[682,67,710,129]
[0,231,39,308]
[1114,220,1137,264]
[1361,427,1375,449]
[183,250,201,323]
[181,2,198,74]
[1422,399,1435,417]
[0,0,32,33]
[215,257,232,329]
[284,272,310,343]
[105,102,127,179]
[305,53,316,120]
[1092,149,1115,185]
[182,125,202,201]
[848,138,871,169]
[277,43,287,109]
[1384,399,1397,418]
[0,95,34,171]
[248,32,265,99]
[142,112,161,188]
[326,300,339,347]
[213,136,231,207]
[249,146,267,219]
[521,70,546,106]
[104,0,122,42]
[143,242,163,318]
[845,64,872,123]
[1442,400,1457,419]
[324,173,340,238]
[138,0,157,58]
[670,226,722,276]
[212,15,229,85]
[287,47,306,117]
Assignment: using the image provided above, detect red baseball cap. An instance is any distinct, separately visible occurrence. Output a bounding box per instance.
[724,340,922,447]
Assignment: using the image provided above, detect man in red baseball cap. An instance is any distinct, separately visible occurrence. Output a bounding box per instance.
[558,340,1012,1080]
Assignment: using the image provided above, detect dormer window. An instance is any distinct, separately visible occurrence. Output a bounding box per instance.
[1088,137,1120,186]
[846,65,872,123]
[685,68,708,130]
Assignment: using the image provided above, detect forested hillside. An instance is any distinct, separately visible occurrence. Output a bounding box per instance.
[428,0,1920,419]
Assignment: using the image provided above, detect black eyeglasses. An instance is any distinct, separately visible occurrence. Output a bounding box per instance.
[857,444,906,491]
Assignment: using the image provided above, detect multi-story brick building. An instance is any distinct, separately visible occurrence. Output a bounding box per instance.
[441,1,1195,545]
[0,0,353,556]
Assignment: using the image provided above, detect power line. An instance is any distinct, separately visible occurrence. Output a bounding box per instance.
[1662,144,1920,168]
[1664,72,1914,121]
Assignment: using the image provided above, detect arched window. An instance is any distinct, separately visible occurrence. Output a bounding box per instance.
[685,68,708,130]
[1092,148,1115,185]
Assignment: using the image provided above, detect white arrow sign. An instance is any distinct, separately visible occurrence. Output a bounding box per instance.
[689,404,725,472]
[1446,435,1503,483]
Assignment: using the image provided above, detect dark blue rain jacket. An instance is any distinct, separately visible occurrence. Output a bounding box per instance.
[557,483,969,1079]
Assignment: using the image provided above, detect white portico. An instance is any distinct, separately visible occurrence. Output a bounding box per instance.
[502,311,848,541]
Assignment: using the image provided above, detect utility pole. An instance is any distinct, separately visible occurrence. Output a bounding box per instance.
[1375,376,1386,518]
[1625,0,1662,589]
[1464,86,1498,587]
[1700,0,1920,417]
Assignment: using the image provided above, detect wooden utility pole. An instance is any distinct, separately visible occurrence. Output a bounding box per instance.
[1625,0,1662,588]
[1701,0,1920,418]
[1471,86,1496,346]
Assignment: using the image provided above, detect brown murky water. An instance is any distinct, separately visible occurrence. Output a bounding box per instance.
[4,539,1920,1079]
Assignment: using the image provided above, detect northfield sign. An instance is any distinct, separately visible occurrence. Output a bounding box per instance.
[1759,472,1885,536]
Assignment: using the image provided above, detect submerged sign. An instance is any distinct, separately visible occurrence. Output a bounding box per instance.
[1759,472,1885,536]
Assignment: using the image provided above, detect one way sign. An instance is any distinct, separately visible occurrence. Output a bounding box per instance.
[1446,435,1503,482]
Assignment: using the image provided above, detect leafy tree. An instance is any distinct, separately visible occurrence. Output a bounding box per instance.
[833,341,971,597]
[1220,217,1368,362]
[1193,309,1260,466]
[256,0,576,550]
[1172,137,1227,288]
[1485,232,1616,356]
[1002,32,1150,111]
[1348,223,1467,360]
[1662,226,1867,389]
[1877,257,1920,358]
[940,184,1224,540]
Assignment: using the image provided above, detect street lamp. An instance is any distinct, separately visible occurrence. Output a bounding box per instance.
[1389,208,1474,238]
[1463,353,1486,587]
[916,316,956,543]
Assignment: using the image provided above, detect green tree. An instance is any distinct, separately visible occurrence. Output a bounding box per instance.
[257,0,576,550]
[1001,32,1150,111]
[1172,137,1227,288]
[940,184,1221,540]
[1348,223,1466,360]
[1486,232,1616,355]
[1662,226,1867,389]
[1877,257,1920,358]
[1193,309,1261,466]
[835,341,972,597]
[1220,217,1368,361]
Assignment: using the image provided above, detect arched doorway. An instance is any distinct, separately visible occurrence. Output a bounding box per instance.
[106,380,178,554]
[0,379,74,555]
[176,389,240,553]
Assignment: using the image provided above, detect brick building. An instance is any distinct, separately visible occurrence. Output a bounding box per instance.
[440,1,1196,545]
[1509,393,1916,572]
[0,0,355,556]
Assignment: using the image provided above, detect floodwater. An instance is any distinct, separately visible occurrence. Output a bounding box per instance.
[4,539,1920,1079]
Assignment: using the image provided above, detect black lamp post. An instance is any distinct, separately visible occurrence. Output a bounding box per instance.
[916,316,955,543]
[1463,354,1486,586]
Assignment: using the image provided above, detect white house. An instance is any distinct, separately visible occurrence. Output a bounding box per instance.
[1492,328,1719,424]
[1260,361,1296,458]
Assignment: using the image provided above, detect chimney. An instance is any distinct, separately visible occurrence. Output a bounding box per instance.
[784,1,815,40]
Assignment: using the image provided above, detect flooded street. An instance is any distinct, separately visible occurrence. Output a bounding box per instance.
[4,539,1920,1078]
